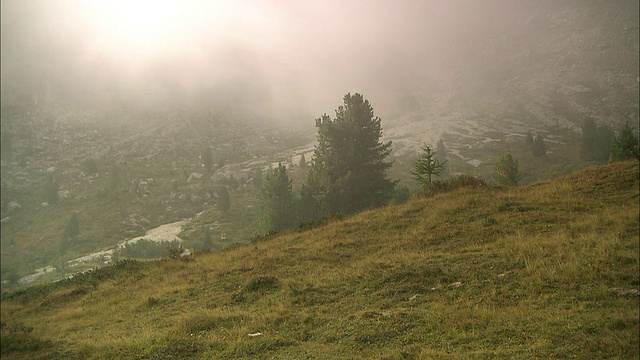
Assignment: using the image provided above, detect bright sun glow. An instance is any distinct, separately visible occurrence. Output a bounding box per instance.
[78,0,280,62]
[86,0,191,56]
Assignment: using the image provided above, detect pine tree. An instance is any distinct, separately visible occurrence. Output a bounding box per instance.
[392,184,410,204]
[610,122,639,161]
[532,134,546,157]
[435,138,450,178]
[411,145,446,185]
[581,118,597,159]
[217,186,231,213]
[253,167,263,188]
[299,153,306,167]
[64,213,80,240]
[201,226,213,251]
[259,163,295,232]
[60,213,79,255]
[581,118,614,162]
[594,124,614,161]
[525,130,534,146]
[303,93,394,217]
[493,153,521,186]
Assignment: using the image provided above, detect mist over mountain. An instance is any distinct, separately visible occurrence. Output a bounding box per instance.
[0,0,638,292]
[2,0,637,126]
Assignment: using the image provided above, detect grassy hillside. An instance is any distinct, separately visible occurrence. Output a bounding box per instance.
[1,161,638,359]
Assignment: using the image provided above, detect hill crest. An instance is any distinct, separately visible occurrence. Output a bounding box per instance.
[1,161,638,359]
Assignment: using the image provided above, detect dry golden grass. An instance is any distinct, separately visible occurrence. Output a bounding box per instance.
[1,161,638,359]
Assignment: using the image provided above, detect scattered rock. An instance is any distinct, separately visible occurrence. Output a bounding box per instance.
[248,332,262,338]
[8,201,20,212]
[449,281,463,288]
[187,172,203,182]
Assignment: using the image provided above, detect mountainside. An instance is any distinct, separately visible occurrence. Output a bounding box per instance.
[384,0,639,158]
[0,104,313,282]
[2,0,638,288]
[2,161,637,359]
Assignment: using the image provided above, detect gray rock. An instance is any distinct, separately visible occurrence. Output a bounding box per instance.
[187,172,203,182]
[8,201,20,212]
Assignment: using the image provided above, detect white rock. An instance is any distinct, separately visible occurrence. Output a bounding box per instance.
[187,172,203,182]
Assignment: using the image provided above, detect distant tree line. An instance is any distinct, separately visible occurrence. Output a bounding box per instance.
[581,118,613,162]
[249,97,639,236]
[525,130,546,157]
[581,118,639,162]
[610,122,639,161]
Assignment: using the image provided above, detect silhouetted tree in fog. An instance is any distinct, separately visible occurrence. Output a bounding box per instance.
[391,184,411,204]
[525,130,534,146]
[252,167,263,188]
[64,213,80,240]
[435,138,450,178]
[302,93,394,218]
[610,122,639,161]
[217,186,231,213]
[60,213,79,256]
[581,118,597,159]
[201,226,214,251]
[259,163,295,232]
[581,118,613,162]
[532,134,546,157]
[493,153,521,186]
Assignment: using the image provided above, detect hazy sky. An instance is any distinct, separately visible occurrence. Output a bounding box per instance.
[1,0,637,124]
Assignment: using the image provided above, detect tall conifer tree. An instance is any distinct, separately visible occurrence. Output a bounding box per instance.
[435,138,450,178]
[259,164,295,232]
[532,134,546,157]
[302,93,394,217]
[493,153,521,186]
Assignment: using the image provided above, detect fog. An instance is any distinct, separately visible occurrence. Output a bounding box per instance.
[1,0,637,124]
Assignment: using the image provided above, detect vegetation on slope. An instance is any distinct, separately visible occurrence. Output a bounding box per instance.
[1,160,638,359]
[0,104,313,282]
